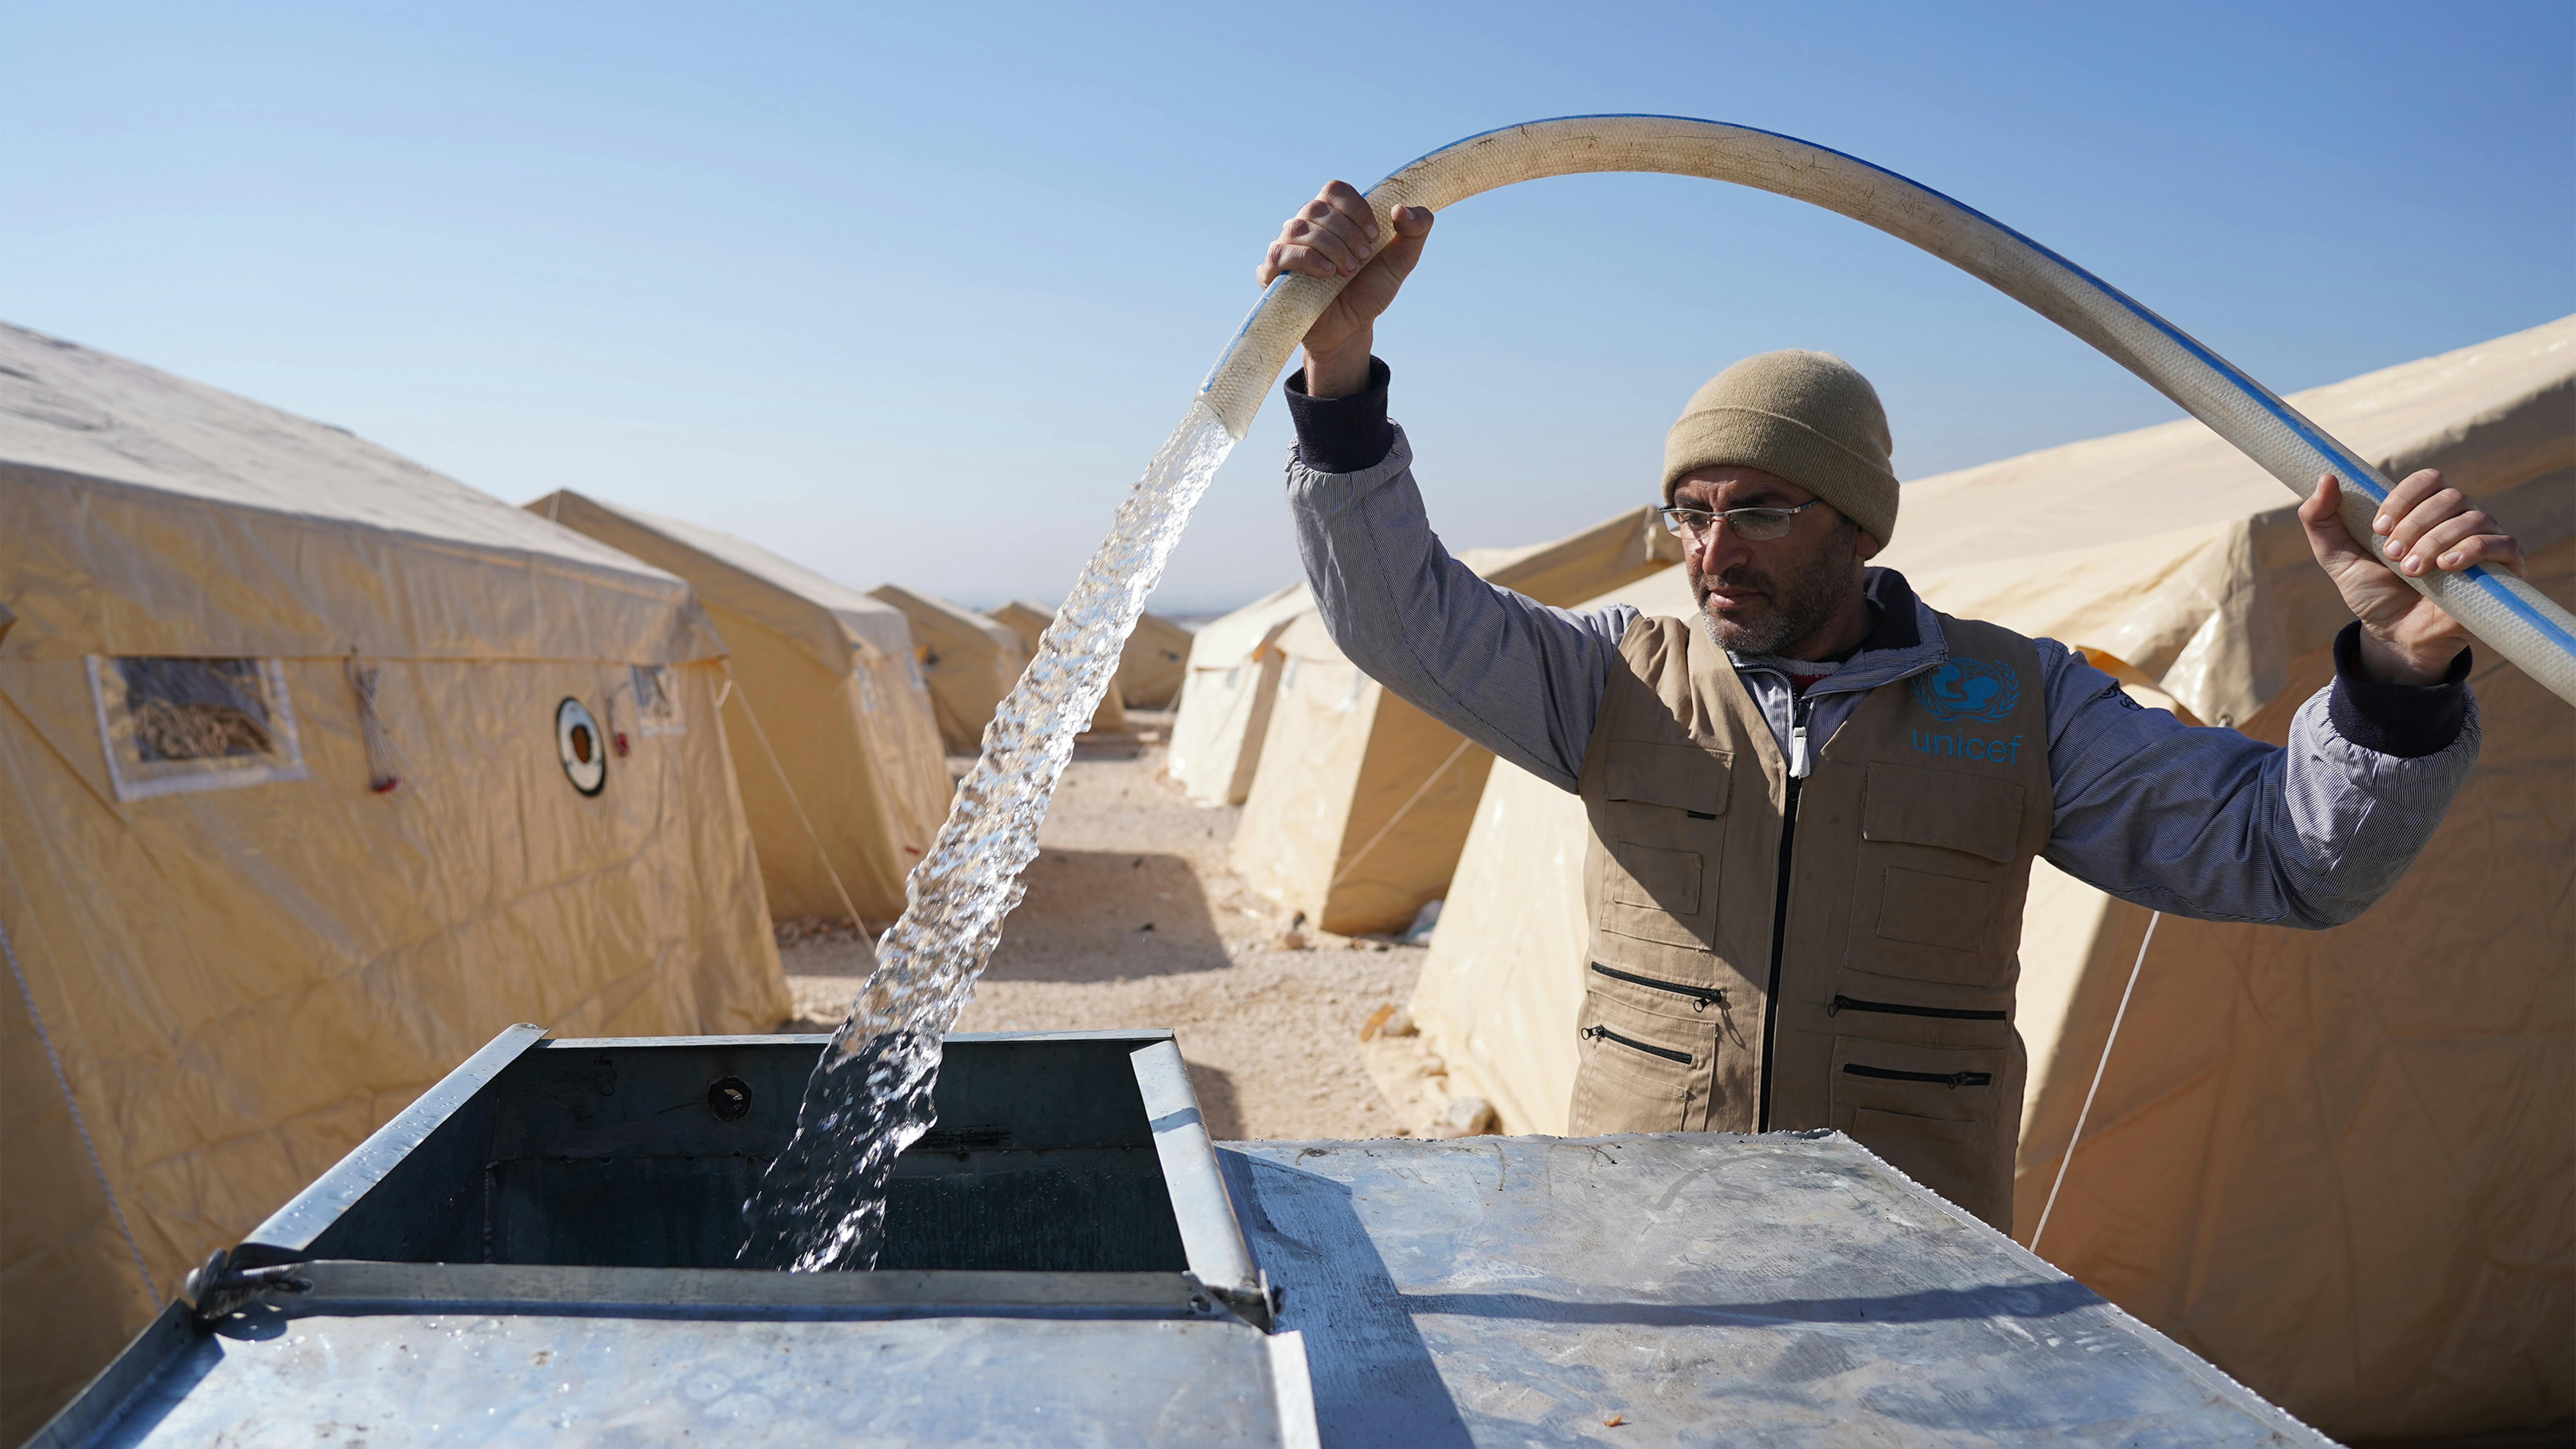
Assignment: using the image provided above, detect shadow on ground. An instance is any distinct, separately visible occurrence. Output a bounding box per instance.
[981,848,1231,982]
[1187,1061,1244,1139]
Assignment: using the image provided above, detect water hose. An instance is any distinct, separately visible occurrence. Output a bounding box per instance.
[1199,115,2576,705]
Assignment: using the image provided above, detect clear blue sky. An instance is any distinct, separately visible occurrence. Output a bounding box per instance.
[8,2,2569,614]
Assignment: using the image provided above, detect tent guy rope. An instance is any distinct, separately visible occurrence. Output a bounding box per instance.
[2029,910,2160,1256]
[718,675,878,954]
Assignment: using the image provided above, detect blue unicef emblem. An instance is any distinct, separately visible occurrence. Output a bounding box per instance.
[1911,658,2021,723]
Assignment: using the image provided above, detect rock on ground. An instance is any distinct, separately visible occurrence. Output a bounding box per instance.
[779,720,1423,1140]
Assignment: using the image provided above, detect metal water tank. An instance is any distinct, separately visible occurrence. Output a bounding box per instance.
[37,1026,1314,1446]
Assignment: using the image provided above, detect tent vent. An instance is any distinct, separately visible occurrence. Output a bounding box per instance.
[630,665,685,736]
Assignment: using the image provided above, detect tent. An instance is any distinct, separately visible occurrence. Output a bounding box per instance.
[1407,316,2575,1440]
[1165,583,1311,805]
[0,324,789,1440]
[1117,609,1194,710]
[531,491,953,923]
[1229,506,1683,935]
[868,583,1027,753]
[985,599,1129,736]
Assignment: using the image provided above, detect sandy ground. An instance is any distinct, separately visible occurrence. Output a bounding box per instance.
[777,714,1426,1140]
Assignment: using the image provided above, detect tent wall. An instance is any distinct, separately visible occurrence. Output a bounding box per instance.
[1118,611,1192,709]
[702,608,940,920]
[1167,584,1309,806]
[1231,507,1681,935]
[0,654,785,1441]
[869,585,1026,754]
[532,491,952,923]
[1231,613,1498,935]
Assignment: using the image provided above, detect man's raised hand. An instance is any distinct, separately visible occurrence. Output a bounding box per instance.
[1255,180,1434,398]
[2299,469,2523,686]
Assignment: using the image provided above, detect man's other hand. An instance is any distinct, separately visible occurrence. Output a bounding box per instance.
[2300,469,2523,685]
[1255,180,1434,398]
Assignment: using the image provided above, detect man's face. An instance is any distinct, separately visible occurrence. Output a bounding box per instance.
[1674,466,1876,656]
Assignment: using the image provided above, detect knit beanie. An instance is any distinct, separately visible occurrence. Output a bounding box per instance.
[1661,350,1898,547]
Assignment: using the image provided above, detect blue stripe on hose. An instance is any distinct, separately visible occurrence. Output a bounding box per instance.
[2462,564,2576,650]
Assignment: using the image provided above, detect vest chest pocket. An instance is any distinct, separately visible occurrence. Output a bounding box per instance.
[1849,762,2029,987]
[1597,740,1729,950]
[1606,743,1730,816]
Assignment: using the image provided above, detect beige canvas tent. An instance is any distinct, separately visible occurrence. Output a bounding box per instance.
[1118,610,1193,710]
[1408,317,2574,1440]
[1230,506,1683,935]
[0,324,789,1440]
[1166,583,1312,805]
[531,491,953,922]
[986,599,1129,736]
[869,583,1027,753]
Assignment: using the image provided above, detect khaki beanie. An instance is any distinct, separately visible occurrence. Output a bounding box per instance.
[1661,350,1898,547]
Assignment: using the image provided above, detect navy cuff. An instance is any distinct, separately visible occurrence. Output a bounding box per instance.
[2328,621,2471,758]
[1285,357,1394,474]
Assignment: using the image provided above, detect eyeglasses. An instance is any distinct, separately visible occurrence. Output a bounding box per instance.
[1657,499,1825,544]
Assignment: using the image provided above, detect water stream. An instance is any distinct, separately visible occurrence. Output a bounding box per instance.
[738,400,1236,1270]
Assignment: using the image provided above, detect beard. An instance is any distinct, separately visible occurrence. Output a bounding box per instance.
[1690,523,1861,656]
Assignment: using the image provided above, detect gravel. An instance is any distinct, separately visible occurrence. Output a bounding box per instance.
[780,718,1422,1140]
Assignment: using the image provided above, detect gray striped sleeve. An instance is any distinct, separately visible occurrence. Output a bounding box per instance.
[1286,426,1633,791]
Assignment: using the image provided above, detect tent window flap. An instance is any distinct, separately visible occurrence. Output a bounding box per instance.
[88,656,308,801]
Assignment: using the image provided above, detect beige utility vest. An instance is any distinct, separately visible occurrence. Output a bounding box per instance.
[1570,609,2052,1231]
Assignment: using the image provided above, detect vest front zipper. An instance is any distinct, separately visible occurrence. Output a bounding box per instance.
[1841,1063,1993,1088]
[1591,963,1744,1046]
[1827,995,2008,1021]
[1757,691,1816,1131]
[1583,1023,1693,1065]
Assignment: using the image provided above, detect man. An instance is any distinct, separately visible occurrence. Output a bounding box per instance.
[1257,181,2522,1230]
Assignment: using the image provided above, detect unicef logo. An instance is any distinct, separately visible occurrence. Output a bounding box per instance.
[1911,658,2021,723]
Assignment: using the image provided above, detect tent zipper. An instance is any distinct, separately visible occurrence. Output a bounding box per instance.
[1827,996,2007,1021]
[1582,1023,1693,1066]
[1841,1063,1993,1088]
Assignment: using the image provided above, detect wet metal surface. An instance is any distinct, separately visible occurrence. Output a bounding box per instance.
[1222,1131,2329,1447]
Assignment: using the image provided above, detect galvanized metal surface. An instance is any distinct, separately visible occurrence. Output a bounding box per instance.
[239,1023,547,1265]
[82,1313,1306,1447]
[1223,1131,2332,1447]
[1133,1037,1265,1313]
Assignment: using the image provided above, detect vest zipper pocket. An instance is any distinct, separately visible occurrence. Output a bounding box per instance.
[1592,963,1745,1047]
[1583,1024,1693,1066]
[1841,1063,1992,1089]
[1592,962,1724,1012]
[1827,996,2007,1021]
